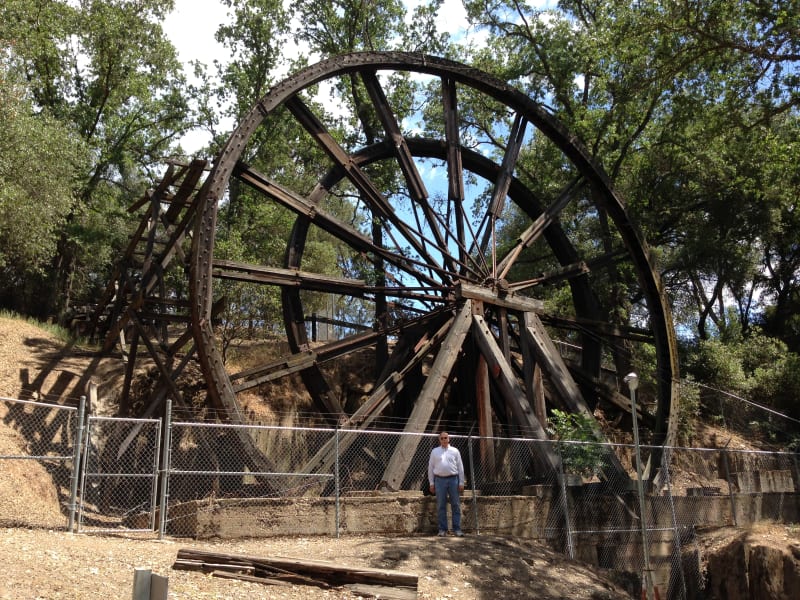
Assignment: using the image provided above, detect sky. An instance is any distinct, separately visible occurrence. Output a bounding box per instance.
[162,0,474,152]
[163,0,473,67]
[161,0,559,153]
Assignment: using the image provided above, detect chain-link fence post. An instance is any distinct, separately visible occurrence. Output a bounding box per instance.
[334,424,340,539]
[556,442,575,559]
[76,415,94,531]
[661,447,687,599]
[158,398,172,539]
[148,415,163,532]
[67,395,87,533]
[721,446,738,526]
[468,434,479,535]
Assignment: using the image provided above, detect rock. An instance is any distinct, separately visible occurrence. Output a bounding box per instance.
[705,534,800,600]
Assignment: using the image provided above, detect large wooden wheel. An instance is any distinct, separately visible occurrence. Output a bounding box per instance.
[189,52,679,486]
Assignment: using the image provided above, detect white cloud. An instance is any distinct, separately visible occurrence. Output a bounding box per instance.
[163,0,229,68]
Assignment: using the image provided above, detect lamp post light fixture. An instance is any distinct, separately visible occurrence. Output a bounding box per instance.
[624,372,656,600]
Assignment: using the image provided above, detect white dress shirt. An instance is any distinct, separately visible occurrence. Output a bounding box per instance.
[428,445,465,486]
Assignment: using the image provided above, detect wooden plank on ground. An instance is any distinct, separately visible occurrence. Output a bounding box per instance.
[174,548,419,590]
[344,582,419,599]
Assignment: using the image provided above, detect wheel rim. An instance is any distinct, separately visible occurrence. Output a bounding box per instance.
[190,52,680,485]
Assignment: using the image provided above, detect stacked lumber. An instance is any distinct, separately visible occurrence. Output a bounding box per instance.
[173,548,418,599]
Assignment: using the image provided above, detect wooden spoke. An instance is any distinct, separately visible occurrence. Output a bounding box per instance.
[506,261,590,291]
[178,53,679,491]
[496,176,584,280]
[234,163,445,290]
[476,113,528,264]
[285,95,444,270]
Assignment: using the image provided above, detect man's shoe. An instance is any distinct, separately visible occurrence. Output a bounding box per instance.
[454,530,464,537]
[437,531,447,537]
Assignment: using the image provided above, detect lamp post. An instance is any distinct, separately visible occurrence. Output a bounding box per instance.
[624,372,655,600]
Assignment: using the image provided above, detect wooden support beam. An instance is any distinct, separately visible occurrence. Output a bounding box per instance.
[522,312,592,419]
[521,312,629,481]
[212,259,367,295]
[298,315,454,477]
[471,314,560,473]
[472,301,496,479]
[380,301,473,490]
[455,281,544,313]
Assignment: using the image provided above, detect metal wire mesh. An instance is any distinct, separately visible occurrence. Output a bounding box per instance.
[77,415,161,533]
[0,396,79,529]
[2,394,799,599]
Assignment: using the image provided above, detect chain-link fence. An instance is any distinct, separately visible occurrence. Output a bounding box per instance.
[0,395,84,530]
[76,415,162,533]
[2,394,799,599]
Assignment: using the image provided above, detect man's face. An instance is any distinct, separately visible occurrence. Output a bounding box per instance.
[439,433,449,448]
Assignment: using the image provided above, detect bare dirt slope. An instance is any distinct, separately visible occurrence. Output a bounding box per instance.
[0,316,632,599]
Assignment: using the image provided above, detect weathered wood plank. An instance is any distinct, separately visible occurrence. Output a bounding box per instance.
[455,282,544,313]
[381,301,473,490]
[212,259,366,295]
[210,570,292,586]
[175,548,419,588]
[521,312,628,479]
[471,313,560,472]
[344,583,418,599]
[473,301,496,478]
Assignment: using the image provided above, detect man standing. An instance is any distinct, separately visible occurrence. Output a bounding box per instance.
[428,431,465,537]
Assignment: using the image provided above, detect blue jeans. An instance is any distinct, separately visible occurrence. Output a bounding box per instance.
[434,476,461,532]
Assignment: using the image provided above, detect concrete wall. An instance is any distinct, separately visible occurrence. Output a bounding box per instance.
[169,490,800,541]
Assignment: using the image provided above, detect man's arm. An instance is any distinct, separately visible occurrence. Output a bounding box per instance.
[456,449,466,487]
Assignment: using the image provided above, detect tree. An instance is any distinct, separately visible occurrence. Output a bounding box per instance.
[461,0,800,345]
[0,63,88,310]
[0,0,196,319]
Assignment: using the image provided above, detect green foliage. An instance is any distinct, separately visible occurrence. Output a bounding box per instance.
[548,409,606,477]
[291,0,405,55]
[0,68,88,275]
[0,0,196,318]
[676,377,701,445]
[215,0,289,120]
[684,329,800,437]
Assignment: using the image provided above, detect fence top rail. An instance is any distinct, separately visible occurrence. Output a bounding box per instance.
[171,421,334,433]
[661,444,800,457]
[88,415,160,425]
[0,396,78,412]
[167,421,800,457]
